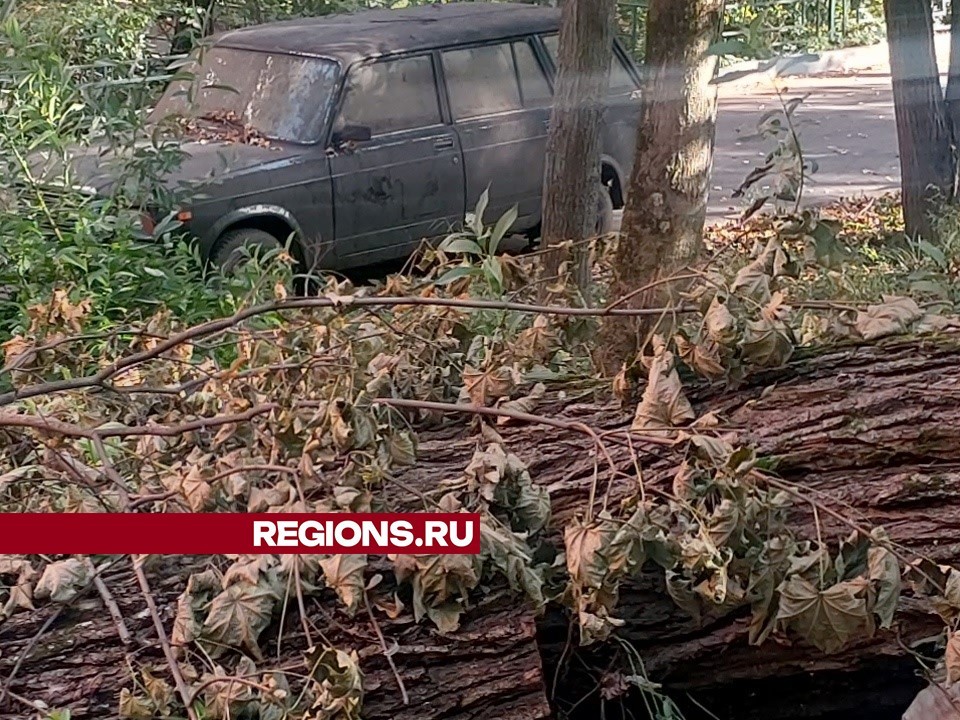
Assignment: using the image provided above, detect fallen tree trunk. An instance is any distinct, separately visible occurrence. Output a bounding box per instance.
[2,334,959,719]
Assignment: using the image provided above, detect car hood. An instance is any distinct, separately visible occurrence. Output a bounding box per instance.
[28,140,307,197]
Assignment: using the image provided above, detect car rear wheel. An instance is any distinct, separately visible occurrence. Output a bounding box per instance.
[211,228,282,275]
[595,184,615,236]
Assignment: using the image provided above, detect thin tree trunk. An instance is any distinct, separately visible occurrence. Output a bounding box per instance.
[540,0,617,296]
[883,0,954,239]
[946,0,960,196]
[598,0,723,372]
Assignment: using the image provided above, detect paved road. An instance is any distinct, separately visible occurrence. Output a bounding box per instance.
[707,72,901,224]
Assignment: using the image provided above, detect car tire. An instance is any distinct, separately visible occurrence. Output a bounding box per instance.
[595,184,615,236]
[211,228,282,275]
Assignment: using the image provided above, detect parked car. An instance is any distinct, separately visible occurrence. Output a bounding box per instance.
[65,2,643,273]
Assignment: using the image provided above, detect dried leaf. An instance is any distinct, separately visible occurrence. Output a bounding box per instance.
[675,335,726,380]
[496,382,547,425]
[201,580,277,658]
[388,431,417,466]
[776,576,874,654]
[740,316,794,368]
[118,689,153,719]
[172,569,220,647]
[319,555,367,616]
[903,681,960,720]
[515,315,556,362]
[867,532,901,629]
[34,558,89,603]
[565,518,612,590]
[141,668,173,716]
[305,646,364,720]
[947,631,960,685]
[704,297,738,346]
[855,296,923,341]
[731,260,772,305]
[631,340,695,432]
[462,365,514,406]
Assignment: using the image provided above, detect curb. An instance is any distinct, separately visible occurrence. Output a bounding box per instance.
[715,28,951,89]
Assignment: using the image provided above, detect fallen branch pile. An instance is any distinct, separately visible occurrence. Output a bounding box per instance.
[2,333,959,719]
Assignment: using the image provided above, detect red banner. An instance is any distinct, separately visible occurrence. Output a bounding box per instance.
[0,513,481,555]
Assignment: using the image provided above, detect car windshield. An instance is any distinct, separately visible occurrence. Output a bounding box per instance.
[152,47,340,144]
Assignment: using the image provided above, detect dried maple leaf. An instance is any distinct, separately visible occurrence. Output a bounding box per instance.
[201,580,276,659]
[631,338,696,432]
[319,555,367,616]
[461,365,514,406]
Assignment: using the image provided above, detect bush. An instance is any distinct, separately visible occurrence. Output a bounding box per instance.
[0,8,289,379]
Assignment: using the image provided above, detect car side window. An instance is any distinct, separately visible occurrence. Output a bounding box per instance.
[335,54,441,136]
[513,40,553,107]
[541,34,638,95]
[442,43,522,120]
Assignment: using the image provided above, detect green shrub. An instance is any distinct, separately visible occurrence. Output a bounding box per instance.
[0,8,289,381]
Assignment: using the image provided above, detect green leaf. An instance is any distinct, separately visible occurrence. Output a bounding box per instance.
[488,204,518,256]
[435,265,478,285]
[439,237,483,256]
[481,255,504,292]
[916,238,947,267]
[470,187,490,235]
[708,38,755,58]
[480,521,545,605]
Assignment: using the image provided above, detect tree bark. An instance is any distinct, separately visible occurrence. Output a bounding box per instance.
[4,335,960,718]
[884,0,955,239]
[540,0,617,294]
[599,0,724,372]
[946,0,960,200]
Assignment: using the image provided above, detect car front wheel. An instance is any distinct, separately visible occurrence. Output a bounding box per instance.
[211,228,282,275]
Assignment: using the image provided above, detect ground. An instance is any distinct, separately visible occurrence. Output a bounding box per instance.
[614,33,951,227]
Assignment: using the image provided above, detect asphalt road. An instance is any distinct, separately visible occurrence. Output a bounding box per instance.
[707,72,901,224]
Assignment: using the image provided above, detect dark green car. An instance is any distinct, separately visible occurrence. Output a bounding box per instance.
[70,2,643,273]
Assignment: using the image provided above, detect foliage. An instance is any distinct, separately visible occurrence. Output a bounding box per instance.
[4,180,960,717]
[1,1,959,717]
[0,4,288,374]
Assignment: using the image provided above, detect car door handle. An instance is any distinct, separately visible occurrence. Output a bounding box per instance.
[433,137,455,151]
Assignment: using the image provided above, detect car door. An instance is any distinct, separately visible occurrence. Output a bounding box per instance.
[327,53,465,267]
[440,40,551,231]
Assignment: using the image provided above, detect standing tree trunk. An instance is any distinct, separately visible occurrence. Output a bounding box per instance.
[599,0,723,372]
[945,0,960,200]
[883,0,955,239]
[540,0,617,295]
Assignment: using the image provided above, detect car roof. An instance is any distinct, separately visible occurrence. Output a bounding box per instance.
[214,2,561,66]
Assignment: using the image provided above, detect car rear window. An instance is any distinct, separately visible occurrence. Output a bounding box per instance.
[442,43,523,120]
[513,40,553,107]
[541,35,639,96]
[152,47,339,144]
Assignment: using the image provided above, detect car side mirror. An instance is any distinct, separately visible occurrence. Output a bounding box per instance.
[332,124,372,146]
